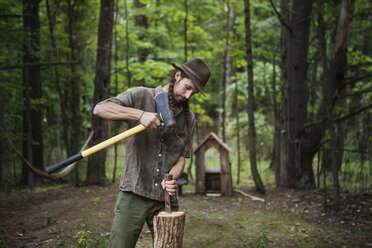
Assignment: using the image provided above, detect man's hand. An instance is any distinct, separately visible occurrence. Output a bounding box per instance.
[161,179,177,196]
[139,112,161,130]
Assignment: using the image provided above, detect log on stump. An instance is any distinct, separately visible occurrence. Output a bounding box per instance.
[153,211,186,248]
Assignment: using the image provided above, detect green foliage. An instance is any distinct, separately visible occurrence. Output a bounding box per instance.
[129,59,171,87]
[252,230,269,248]
[76,229,108,248]
[1,0,371,194]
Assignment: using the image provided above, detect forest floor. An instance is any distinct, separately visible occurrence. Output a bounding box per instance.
[0,183,371,248]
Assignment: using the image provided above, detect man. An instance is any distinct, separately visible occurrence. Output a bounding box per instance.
[93,57,211,247]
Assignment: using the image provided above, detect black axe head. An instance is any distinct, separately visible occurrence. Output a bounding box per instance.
[155,92,176,127]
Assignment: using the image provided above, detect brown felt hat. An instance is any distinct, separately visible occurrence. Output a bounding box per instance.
[171,57,211,97]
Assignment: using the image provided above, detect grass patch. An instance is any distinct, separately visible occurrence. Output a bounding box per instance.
[182,199,370,248]
[19,183,72,193]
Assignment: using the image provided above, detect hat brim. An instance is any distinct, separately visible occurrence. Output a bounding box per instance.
[172,63,206,97]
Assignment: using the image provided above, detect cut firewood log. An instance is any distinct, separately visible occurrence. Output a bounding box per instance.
[153,211,186,248]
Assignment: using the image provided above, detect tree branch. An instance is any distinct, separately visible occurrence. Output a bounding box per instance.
[341,62,372,73]
[338,88,372,99]
[334,104,372,123]
[269,0,292,33]
[343,73,372,85]
[0,14,25,18]
[302,104,372,131]
[0,61,80,70]
[320,148,372,155]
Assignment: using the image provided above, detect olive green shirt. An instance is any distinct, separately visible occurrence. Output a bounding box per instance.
[99,86,195,204]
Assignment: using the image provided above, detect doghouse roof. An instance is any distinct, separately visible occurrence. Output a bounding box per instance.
[194,132,232,154]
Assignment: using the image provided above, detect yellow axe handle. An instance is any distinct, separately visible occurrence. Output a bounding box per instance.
[82,124,146,157]
[47,124,146,174]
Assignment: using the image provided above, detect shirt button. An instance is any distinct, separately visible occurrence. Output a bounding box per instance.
[155,183,158,187]
[158,154,162,157]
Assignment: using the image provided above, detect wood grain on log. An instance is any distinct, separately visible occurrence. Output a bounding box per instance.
[153,211,186,248]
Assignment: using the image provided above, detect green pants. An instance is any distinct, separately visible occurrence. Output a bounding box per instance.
[108,191,178,248]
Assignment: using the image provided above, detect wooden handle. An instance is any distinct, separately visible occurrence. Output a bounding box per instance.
[46,124,146,174]
[164,173,173,213]
[82,124,146,157]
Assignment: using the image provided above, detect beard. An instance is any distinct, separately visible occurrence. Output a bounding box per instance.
[174,94,188,104]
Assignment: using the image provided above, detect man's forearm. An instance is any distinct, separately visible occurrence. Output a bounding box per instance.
[93,102,143,121]
[169,156,186,180]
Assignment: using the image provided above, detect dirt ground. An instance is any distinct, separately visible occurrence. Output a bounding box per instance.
[0,184,371,248]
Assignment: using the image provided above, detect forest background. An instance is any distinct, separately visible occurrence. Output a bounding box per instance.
[1,0,372,213]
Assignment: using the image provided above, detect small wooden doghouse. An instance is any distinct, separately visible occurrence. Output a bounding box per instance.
[194,132,233,196]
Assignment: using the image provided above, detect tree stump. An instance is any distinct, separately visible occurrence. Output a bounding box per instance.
[153,211,186,248]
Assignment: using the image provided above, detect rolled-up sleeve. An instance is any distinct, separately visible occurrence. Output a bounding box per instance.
[96,88,136,107]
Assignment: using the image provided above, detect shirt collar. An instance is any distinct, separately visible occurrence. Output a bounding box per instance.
[155,86,163,96]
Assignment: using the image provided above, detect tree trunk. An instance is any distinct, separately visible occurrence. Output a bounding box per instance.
[279,0,355,190]
[308,51,319,122]
[328,99,339,210]
[124,0,131,88]
[134,0,149,63]
[112,0,119,184]
[235,80,241,185]
[46,0,71,162]
[0,136,2,187]
[271,42,281,173]
[154,211,186,248]
[184,0,188,61]
[329,83,348,209]
[355,13,372,192]
[21,0,42,186]
[66,0,82,185]
[277,0,290,187]
[221,0,235,142]
[285,0,314,189]
[314,0,328,190]
[302,0,354,189]
[0,91,11,186]
[244,0,265,194]
[226,0,235,142]
[86,0,114,185]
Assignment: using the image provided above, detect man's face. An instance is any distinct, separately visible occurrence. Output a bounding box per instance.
[173,70,199,103]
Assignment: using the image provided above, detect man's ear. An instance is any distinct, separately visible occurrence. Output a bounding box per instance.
[175,70,182,82]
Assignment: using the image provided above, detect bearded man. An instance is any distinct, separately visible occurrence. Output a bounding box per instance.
[93,57,211,248]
